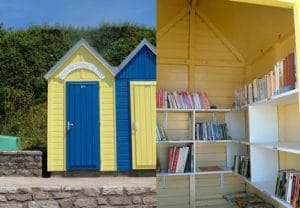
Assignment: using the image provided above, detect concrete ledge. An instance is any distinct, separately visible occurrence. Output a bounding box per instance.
[0,151,42,156]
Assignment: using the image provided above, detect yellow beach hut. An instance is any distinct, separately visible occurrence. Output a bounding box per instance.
[44,38,117,172]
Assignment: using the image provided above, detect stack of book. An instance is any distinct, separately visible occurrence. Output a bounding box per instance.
[167,145,193,173]
[156,90,210,109]
[195,122,228,141]
[233,155,250,178]
[235,52,296,108]
[156,123,167,141]
[275,169,300,207]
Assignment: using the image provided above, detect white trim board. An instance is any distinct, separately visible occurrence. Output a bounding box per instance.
[44,38,115,80]
[58,62,105,80]
[44,38,156,80]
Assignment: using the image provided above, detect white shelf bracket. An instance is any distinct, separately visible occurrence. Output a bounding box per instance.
[165,112,168,129]
[220,174,224,189]
[212,112,217,123]
[163,176,166,189]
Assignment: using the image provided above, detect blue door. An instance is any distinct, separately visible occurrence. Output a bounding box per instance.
[66,81,100,170]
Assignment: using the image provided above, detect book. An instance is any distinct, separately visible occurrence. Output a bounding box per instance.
[234,52,296,108]
[233,155,250,178]
[167,147,174,173]
[195,122,228,141]
[275,169,300,206]
[184,145,192,172]
[166,146,191,173]
[156,123,167,141]
[156,90,211,109]
[224,193,274,208]
[198,165,222,171]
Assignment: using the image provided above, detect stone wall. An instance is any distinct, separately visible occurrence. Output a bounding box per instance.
[0,151,42,177]
[0,185,156,208]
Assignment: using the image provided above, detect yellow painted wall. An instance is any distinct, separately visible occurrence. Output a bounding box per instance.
[47,45,116,171]
[157,2,246,206]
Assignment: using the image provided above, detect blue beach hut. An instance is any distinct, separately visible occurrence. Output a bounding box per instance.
[115,39,156,171]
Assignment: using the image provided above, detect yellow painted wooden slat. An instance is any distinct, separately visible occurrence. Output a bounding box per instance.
[47,44,116,171]
[131,81,156,169]
[293,1,300,108]
[157,176,190,208]
[229,0,295,9]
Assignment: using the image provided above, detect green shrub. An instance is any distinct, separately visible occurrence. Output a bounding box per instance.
[1,103,47,150]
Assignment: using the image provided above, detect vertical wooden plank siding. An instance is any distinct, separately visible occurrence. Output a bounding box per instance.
[157,2,246,207]
[293,1,300,106]
[47,46,116,171]
[130,81,156,169]
[115,46,156,171]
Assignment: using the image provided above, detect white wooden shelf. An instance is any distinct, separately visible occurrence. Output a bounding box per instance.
[231,139,250,145]
[157,88,299,207]
[195,139,232,144]
[157,169,233,177]
[157,108,232,113]
[157,108,194,112]
[234,89,299,110]
[249,181,292,208]
[252,141,300,154]
[196,168,233,175]
[157,140,233,144]
[194,109,232,113]
[233,172,251,183]
[156,172,194,177]
[157,140,194,144]
[234,173,293,208]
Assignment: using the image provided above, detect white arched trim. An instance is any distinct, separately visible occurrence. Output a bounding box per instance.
[58,62,105,80]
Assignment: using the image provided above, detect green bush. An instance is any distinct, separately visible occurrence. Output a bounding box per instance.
[0,22,155,150]
[0,103,47,150]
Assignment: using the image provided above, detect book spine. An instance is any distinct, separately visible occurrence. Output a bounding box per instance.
[291,52,296,90]
[287,173,294,203]
[172,147,180,173]
[184,147,191,173]
[167,147,173,173]
[175,147,182,173]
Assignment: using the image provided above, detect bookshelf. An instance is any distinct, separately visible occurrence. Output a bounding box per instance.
[156,0,300,207]
[157,107,248,208]
[157,89,300,207]
[233,89,300,208]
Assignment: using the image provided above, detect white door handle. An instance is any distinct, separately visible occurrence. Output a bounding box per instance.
[67,121,74,131]
[132,122,137,131]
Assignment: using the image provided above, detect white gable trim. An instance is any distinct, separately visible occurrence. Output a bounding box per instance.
[58,62,105,80]
[44,38,115,80]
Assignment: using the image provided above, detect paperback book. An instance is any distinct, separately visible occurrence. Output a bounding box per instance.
[195,122,228,141]
[275,169,300,207]
[157,90,210,109]
[156,123,167,141]
[235,52,296,108]
[166,145,193,173]
[224,192,274,208]
[233,155,251,178]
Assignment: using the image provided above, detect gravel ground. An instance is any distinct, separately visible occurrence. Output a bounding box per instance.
[0,176,156,188]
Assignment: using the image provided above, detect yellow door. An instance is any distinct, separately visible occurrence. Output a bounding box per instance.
[130,81,156,169]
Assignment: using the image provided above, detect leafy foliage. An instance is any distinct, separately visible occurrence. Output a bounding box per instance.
[1,103,47,150]
[0,23,155,149]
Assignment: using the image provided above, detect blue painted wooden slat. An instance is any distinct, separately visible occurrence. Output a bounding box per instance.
[115,45,156,171]
[66,81,100,170]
